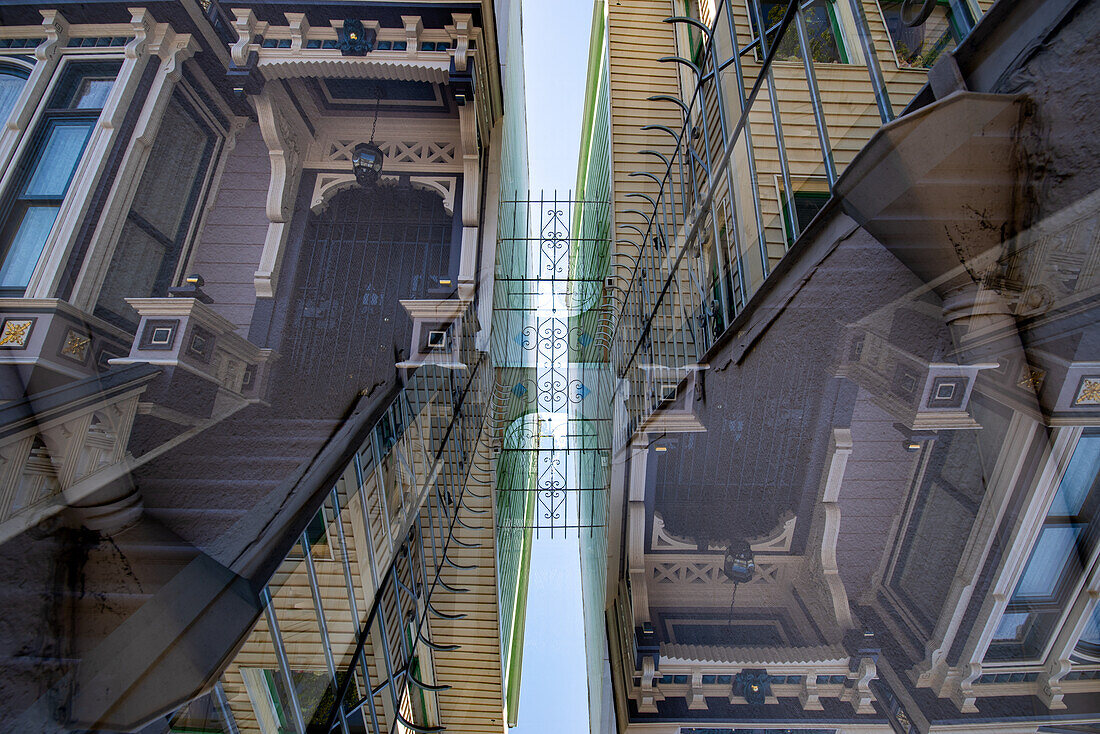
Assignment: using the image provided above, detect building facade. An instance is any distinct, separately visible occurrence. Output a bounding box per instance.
[0,1,529,731]
[581,0,1100,731]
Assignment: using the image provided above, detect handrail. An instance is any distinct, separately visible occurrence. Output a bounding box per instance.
[605,0,922,443]
[610,0,800,382]
[0,362,159,437]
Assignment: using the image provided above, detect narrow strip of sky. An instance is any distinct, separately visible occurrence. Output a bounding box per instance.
[512,1,594,732]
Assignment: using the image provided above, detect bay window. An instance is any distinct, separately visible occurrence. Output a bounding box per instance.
[0,60,119,294]
[0,62,29,124]
[94,93,216,330]
[987,431,1100,661]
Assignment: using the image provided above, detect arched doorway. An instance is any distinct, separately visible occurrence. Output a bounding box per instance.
[274,184,456,417]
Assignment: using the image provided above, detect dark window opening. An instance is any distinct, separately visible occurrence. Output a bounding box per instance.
[750,0,848,64]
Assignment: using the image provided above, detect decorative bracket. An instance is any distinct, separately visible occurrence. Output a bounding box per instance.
[449,13,472,72]
[254,84,310,298]
[310,173,455,216]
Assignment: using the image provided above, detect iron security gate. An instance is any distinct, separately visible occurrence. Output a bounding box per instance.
[280,185,456,415]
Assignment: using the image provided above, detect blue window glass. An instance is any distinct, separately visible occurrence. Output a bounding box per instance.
[1014,524,1084,600]
[21,120,93,197]
[0,206,60,287]
[0,64,29,124]
[1051,433,1100,517]
[1077,604,1100,657]
[987,431,1100,661]
[0,62,117,294]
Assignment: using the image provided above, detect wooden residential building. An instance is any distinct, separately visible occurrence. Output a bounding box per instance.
[0,1,531,732]
[580,0,1100,731]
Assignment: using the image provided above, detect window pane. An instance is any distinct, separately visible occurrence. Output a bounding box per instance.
[22,121,92,197]
[1014,524,1084,600]
[94,221,168,328]
[0,67,28,124]
[128,98,211,238]
[879,0,966,68]
[47,61,120,109]
[1078,604,1100,652]
[757,0,844,63]
[0,205,60,288]
[70,77,113,110]
[1050,434,1100,517]
[993,611,1031,642]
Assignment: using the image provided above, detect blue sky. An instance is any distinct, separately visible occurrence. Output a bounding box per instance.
[512,1,594,733]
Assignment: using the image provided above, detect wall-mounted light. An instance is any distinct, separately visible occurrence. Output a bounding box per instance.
[168,273,212,303]
[894,422,937,453]
[338,19,376,56]
[438,278,452,286]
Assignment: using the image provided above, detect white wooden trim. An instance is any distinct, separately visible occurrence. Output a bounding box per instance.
[15,12,166,302]
[69,30,201,312]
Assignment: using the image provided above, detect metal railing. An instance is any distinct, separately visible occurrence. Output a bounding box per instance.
[197,299,495,734]
[606,0,976,444]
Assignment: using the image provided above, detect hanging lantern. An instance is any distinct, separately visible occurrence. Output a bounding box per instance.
[352,142,384,186]
[723,540,755,584]
[353,85,385,186]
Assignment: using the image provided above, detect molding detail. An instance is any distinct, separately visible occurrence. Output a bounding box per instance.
[818,428,855,629]
[310,174,456,216]
[651,511,797,554]
[253,84,311,298]
[319,138,457,169]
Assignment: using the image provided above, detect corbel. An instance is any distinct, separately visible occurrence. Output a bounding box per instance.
[449,13,472,72]
[799,673,823,710]
[98,8,156,130]
[286,12,310,51]
[638,656,661,713]
[456,100,480,297]
[945,661,980,713]
[254,85,310,298]
[686,669,707,709]
[124,6,155,60]
[402,15,422,58]
[458,103,479,226]
[0,10,64,155]
[1037,657,1071,710]
[34,9,68,70]
[841,655,877,714]
[136,32,199,146]
[231,8,259,68]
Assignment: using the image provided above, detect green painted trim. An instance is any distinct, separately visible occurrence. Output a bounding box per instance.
[573,0,607,201]
[505,490,535,726]
[827,2,849,63]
